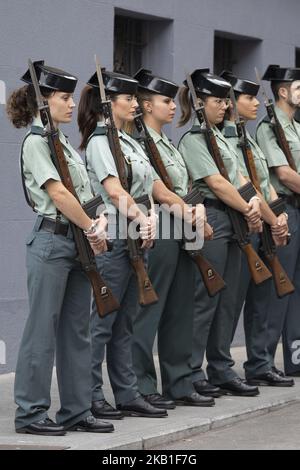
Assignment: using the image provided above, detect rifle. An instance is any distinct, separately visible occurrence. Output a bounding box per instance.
[255,68,300,204]
[94,56,158,306]
[28,59,120,317]
[229,88,294,297]
[185,71,272,285]
[134,110,226,297]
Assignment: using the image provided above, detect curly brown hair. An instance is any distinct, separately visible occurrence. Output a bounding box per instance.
[6,84,53,128]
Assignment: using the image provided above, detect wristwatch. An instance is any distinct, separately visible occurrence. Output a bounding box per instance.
[84,219,97,235]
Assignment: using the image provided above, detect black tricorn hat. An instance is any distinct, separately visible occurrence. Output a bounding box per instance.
[220,70,259,96]
[134,68,179,99]
[262,65,300,82]
[184,68,231,98]
[21,60,78,93]
[88,69,138,95]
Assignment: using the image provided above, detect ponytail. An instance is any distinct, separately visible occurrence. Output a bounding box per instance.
[6,84,53,128]
[78,86,101,151]
[177,86,192,127]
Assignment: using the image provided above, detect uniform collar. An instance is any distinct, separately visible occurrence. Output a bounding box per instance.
[32,116,68,143]
[275,105,296,129]
[146,126,172,147]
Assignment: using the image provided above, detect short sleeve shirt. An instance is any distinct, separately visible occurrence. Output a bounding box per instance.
[22,117,93,221]
[86,122,158,214]
[178,124,241,199]
[222,120,271,202]
[256,106,300,196]
[147,127,189,197]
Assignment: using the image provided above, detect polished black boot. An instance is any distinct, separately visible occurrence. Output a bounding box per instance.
[16,418,66,436]
[247,370,294,387]
[66,415,114,433]
[92,399,124,420]
[143,393,176,410]
[218,377,259,396]
[117,396,168,418]
[175,392,215,407]
[193,379,222,398]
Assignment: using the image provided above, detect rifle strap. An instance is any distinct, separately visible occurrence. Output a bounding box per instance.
[87,125,133,192]
[20,125,64,224]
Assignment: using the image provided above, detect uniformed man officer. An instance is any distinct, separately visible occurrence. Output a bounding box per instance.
[256,65,300,377]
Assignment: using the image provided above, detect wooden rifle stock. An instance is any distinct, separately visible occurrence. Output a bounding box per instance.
[194,108,272,285]
[102,103,158,306]
[48,133,120,317]
[261,199,294,297]
[236,118,294,296]
[182,189,226,296]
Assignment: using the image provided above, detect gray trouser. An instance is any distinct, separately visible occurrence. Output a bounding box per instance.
[230,234,272,378]
[132,238,195,399]
[14,217,92,429]
[266,204,300,374]
[90,239,140,406]
[191,207,241,385]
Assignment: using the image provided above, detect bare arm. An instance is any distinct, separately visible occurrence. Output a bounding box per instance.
[45,179,94,230]
[275,165,300,194]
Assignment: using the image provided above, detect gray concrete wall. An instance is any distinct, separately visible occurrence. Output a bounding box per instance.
[1,0,300,373]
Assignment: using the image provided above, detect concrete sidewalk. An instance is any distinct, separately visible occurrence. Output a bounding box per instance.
[0,345,299,450]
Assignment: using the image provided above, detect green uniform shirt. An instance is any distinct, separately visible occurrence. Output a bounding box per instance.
[222,120,271,202]
[256,106,300,196]
[86,122,159,214]
[178,124,241,199]
[22,117,93,222]
[147,127,189,197]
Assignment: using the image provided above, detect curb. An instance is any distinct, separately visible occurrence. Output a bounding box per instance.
[102,396,300,450]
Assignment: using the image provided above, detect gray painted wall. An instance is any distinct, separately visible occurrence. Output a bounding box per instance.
[1,0,300,373]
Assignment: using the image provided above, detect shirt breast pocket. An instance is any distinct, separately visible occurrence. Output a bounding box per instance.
[164,159,175,170]
[67,160,83,188]
[221,154,235,176]
[288,141,300,165]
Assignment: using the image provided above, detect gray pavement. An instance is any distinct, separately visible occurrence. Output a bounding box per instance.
[153,402,300,450]
[0,345,299,450]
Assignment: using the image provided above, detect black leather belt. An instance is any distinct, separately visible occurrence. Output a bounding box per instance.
[39,217,69,237]
[277,193,300,209]
[204,198,226,211]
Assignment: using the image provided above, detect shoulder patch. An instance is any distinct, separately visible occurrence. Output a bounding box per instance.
[223,126,238,138]
[30,125,45,136]
[190,125,203,134]
[93,126,108,136]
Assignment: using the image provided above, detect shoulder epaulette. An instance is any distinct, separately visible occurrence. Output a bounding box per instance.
[223,126,238,138]
[30,125,46,136]
[86,126,108,147]
[190,125,203,134]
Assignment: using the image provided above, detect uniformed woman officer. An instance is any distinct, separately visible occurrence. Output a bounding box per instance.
[78,69,206,418]
[6,61,113,435]
[131,69,214,407]
[220,71,292,387]
[178,69,262,396]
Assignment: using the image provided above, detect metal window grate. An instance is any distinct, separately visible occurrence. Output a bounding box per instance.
[114,16,146,75]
